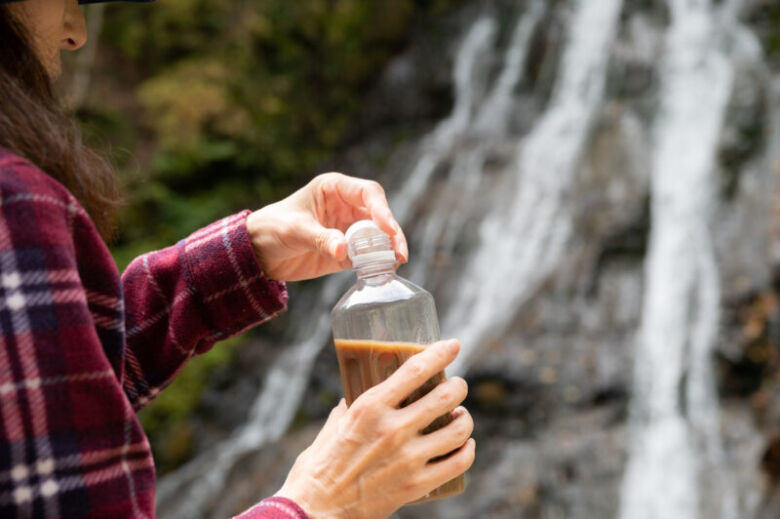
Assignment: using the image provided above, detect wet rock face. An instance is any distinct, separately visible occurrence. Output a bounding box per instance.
[158,1,780,518]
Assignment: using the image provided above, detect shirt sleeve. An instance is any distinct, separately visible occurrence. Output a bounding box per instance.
[234,497,310,519]
[121,210,288,410]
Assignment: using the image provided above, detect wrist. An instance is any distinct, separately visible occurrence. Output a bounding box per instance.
[246,207,277,277]
[275,480,345,519]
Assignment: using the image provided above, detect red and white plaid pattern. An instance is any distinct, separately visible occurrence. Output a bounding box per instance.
[0,149,304,518]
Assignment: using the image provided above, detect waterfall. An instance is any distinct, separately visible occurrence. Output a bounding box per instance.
[392,17,496,225]
[407,1,543,284]
[618,1,746,518]
[154,0,779,516]
[445,0,624,376]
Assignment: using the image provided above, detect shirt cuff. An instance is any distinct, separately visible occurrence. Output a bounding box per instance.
[234,497,309,519]
[183,210,288,342]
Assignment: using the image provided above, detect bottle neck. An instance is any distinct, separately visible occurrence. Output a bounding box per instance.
[355,261,396,280]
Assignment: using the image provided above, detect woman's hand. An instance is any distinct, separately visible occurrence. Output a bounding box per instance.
[246,173,408,281]
[275,340,475,519]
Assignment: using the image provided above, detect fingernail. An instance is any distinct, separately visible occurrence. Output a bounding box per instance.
[447,340,460,353]
[451,406,466,418]
[395,239,408,263]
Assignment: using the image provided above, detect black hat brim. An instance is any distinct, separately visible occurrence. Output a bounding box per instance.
[78,0,154,3]
[0,0,154,3]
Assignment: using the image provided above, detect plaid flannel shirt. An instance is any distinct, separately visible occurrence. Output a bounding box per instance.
[0,149,307,519]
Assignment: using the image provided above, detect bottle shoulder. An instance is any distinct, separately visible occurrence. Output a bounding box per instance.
[331,273,433,314]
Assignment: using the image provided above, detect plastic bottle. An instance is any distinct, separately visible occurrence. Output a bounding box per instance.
[330,220,465,503]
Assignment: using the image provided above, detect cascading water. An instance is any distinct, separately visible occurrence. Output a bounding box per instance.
[444,0,624,376]
[406,1,543,285]
[619,1,754,518]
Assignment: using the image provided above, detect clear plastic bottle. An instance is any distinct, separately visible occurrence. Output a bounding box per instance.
[330,220,465,503]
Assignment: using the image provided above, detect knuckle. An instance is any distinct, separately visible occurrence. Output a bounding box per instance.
[405,358,426,379]
[401,473,422,497]
[318,171,341,181]
[436,385,454,405]
[350,396,379,424]
[398,443,418,465]
[380,425,406,451]
[394,412,417,434]
[314,230,329,251]
[310,173,327,189]
[408,470,425,489]
[368,180,385,195]
[313,172,341,190]
[363,384,386,405]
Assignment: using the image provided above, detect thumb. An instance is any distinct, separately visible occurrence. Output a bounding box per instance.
[311,225,348,261]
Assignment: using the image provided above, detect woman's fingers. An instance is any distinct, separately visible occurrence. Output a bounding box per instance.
[316,173,392,230]
[314,173,408,263]
[375,340,460,407]
[418,438,476,492]
[412,407,473,460]
[401,376,468,429]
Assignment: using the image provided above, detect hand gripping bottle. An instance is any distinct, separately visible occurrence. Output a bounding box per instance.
[330,220,465,503]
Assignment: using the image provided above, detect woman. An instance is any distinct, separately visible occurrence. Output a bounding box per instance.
[0,0,476,518]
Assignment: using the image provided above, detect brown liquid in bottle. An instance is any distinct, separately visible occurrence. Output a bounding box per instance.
[334,339,466,503]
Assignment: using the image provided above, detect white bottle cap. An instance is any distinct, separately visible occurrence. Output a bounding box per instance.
[345,220,396,268]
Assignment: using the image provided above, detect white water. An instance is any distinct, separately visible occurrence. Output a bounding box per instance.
[408,1,544,284]
[392,17,497,224]
[445,0,624,376]
[618,1,743,518]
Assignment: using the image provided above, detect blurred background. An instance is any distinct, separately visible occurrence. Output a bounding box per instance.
[61,0,780,517]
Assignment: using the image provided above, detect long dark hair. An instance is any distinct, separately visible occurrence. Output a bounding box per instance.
[0,5,119,240]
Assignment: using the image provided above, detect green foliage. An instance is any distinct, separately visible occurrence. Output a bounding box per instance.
[94,0,466,269]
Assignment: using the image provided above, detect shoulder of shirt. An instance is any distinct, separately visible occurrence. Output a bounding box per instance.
[0,147,87,217]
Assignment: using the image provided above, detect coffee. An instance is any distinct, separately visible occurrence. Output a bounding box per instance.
[334,338,465,502]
